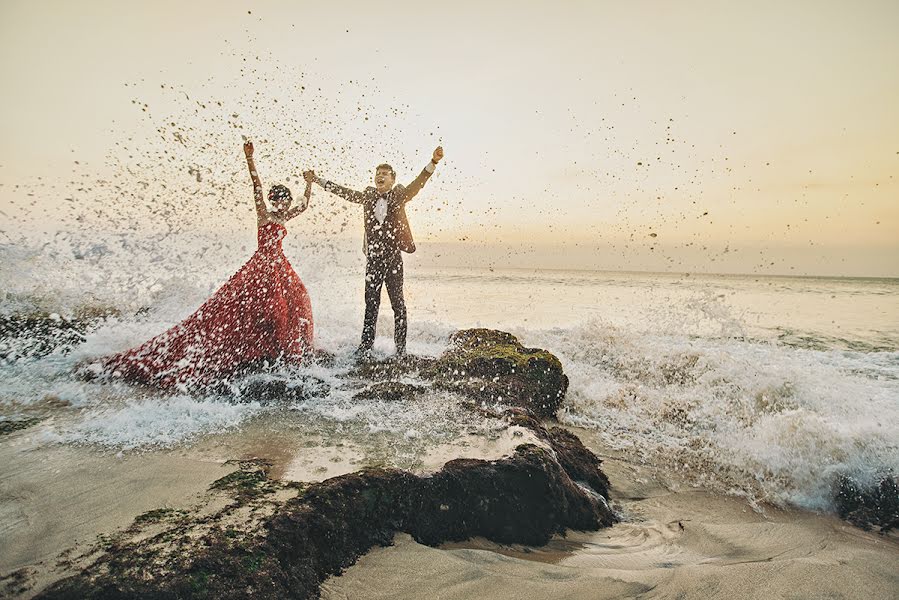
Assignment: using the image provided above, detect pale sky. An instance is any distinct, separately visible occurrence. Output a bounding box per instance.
[1,0,897,276]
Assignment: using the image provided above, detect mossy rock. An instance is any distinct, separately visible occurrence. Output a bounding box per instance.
[39,433,614,599]
[0,307,122,362]
[424,328,569,419]
[209,459,277,499]
[0,417,42,436]
[0,313,88,360]
[347,354,437,382]
[233,374,331,405]
[353,382,427,403]
[133,508,181,525]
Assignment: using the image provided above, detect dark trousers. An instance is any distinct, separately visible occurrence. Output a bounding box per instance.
[361,251,406,353]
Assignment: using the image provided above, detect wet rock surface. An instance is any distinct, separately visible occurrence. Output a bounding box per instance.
[231,373,332,405]
[425,328,569,419]
[0,313,89,361]
[543,427,612,500]
[835,474,899,533]
[0,417,43,437]
[343,328,569,418]
[352,381,427,403]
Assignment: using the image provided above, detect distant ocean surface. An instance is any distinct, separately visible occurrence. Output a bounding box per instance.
[1,238,897,514]
[409,266,899,352]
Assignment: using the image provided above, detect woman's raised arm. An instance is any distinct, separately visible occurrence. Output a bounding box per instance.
[244,140,268,225]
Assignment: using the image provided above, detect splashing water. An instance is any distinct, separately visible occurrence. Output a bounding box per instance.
[1,61,896,515]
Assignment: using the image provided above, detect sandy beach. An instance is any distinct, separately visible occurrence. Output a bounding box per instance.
[0,427,235,596]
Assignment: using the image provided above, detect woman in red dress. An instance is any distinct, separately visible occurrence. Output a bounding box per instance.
[103,141,314,388]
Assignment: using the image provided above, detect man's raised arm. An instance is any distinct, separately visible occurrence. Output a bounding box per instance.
[401,146,443,204]
[304,170,365,204]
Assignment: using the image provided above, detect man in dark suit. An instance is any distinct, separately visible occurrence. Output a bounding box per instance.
[304,146,443,356]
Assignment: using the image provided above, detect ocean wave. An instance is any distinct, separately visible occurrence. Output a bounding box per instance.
[1,258,897,513]
[529,319,899,511]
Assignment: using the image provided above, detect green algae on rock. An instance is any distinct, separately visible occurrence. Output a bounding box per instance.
[352,381,428,403]
[340,328,569,418]
[0,417,43,436]
[27,328,604,599]
[424,328,569,419]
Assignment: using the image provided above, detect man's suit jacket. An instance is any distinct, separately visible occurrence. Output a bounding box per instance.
[319,166,434,256]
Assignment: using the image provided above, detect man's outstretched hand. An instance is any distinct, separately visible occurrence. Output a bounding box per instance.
[244,140,254,159]
[303,170,316,183]
[432,146,444,164]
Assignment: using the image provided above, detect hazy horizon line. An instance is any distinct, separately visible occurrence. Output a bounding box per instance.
[408,262,899,282]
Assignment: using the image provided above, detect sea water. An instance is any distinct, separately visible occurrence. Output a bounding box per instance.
[1,237,897,513]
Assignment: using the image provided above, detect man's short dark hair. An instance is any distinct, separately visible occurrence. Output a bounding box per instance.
[375,164,396,178]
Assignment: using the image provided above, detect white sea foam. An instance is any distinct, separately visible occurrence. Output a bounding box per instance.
[43,394,263,450]
[527,320,899,511]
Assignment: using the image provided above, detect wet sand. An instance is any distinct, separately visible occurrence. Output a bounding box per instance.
[0,423,242,596]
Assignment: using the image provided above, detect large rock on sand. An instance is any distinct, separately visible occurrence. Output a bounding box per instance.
[835,474,899,533]
[37,428,616,600]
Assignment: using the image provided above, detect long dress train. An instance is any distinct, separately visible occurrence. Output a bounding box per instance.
[104,222,313,388]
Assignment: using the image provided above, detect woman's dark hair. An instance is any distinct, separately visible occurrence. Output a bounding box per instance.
[268,184,292,204]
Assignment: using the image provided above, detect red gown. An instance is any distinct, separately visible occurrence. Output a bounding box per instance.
[105,222,313,388]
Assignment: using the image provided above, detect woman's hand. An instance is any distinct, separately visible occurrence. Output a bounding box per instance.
[432,146,444,164]
[244,140,255,160]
